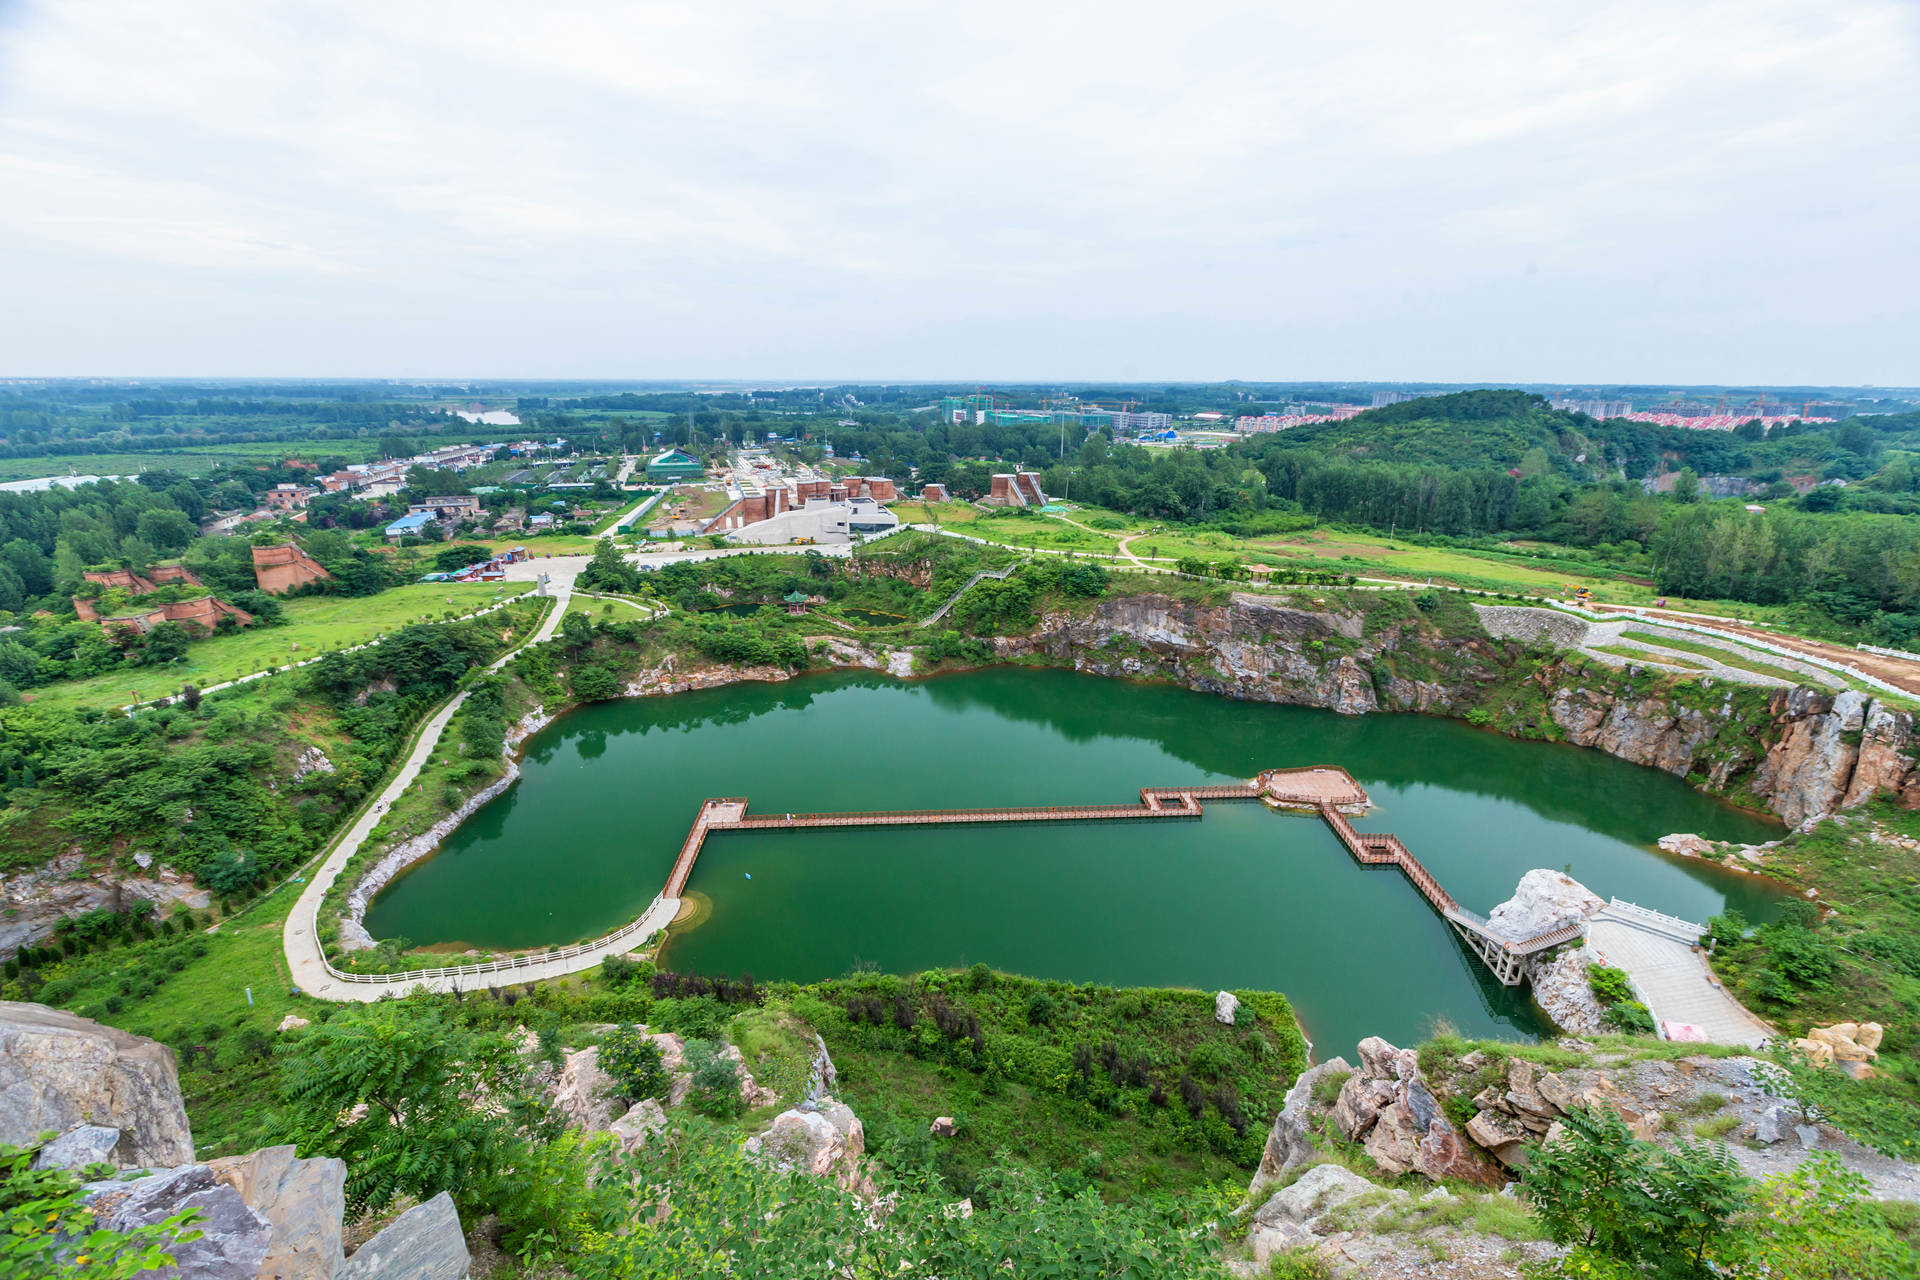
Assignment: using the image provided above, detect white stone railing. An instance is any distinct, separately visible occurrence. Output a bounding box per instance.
[326,894,665,985]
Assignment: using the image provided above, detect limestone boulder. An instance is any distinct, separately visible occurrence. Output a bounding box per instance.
[1486,870,1604,942]
[0,1001,194,1168]
[1807,1022,1881,1062]
[1252,1162,1385,1227]
[930,1115,957,1138]
[83,1163,271,1280]
[32,1123,121,1172]
[1332,1072,1396,1141]
[277,1014,311,1033]
[337,1191,469,1280]
[1249,1056,1352,1197]
[1792,1037,1834,1068]
[1658,833,1716,858]
[1214,991,1240,1025]
[207,1144,346,1280]
[609,1099,668,1153]
[743,1099,873,1197]
[1465,1109,1534,1167]
[552,1045,623,1132]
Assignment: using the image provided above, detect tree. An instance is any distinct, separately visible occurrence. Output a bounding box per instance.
[140,621,191,666]
[1521,1106,1747,1279]
[579,538,644,594]
[278,1001,548,1215]
[135,508,198,554]
[1670,469,1700,504]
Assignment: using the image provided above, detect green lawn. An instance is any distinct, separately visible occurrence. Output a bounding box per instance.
[21,582,531,712]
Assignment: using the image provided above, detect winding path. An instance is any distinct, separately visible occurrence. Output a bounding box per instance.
[280,577,664,1001]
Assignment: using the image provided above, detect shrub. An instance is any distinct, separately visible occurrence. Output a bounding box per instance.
[599,1025,668,1105]
[1024,989,1058,1026]
[1586,963,1635,1007]
[684,1039,745,1120]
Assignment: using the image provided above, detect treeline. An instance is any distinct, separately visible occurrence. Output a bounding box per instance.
[1651,506,1920,638]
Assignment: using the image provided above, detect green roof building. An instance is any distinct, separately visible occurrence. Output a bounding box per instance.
[646,448,705,483]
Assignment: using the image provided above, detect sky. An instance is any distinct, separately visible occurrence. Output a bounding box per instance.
[0,1,1916,383]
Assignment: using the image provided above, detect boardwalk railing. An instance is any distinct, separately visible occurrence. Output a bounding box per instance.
[325,894,666,986]
[1601,899,1704,942]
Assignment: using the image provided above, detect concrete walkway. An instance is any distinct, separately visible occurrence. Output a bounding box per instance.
[1586,908,1776,1048]
[280,578,683,1002]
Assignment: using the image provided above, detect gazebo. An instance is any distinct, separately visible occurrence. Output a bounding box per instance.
[782,590,811,616]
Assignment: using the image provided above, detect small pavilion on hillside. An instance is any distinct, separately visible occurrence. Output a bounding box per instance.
[783,591,811,616]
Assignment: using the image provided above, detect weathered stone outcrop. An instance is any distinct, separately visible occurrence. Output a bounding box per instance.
[1250,1056,1352,1197]
[336,1191,469,1280]
[1486,870,1604,942]
[208,1144,347,1280]
[0,1000,194,1168]
[1529,946,1610,1037]
[743,1099,876,1198]
[988,593,1918,823]
[0,851,210,951]
[84,1163,273,1280]
[1332,1037,1502,1186]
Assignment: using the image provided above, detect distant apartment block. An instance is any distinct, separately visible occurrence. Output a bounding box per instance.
[1109,410,1173,433]
[1550,397,1634,420]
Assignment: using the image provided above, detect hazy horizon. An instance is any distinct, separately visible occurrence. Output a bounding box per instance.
[2,2,1916,383]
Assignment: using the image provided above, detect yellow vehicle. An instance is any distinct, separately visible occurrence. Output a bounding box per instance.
[793,537,815,545]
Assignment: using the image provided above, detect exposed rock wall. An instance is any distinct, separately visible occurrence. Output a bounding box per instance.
[1,851,211,952]
[991,592,1918,825]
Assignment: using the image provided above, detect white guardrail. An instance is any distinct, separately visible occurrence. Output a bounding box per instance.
[1555,603,1910,700]
[327,893,665,985]
[1859,643,1920,664]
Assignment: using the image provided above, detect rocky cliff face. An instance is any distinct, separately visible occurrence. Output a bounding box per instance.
[1,851,210,953]
[992,592,1918,825]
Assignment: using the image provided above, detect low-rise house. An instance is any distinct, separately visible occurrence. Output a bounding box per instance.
[385,512,438,541]
[264,483,315,511]
[408,495,482,521]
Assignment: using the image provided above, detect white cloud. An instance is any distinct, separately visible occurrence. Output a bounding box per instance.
[0,0,1915,379]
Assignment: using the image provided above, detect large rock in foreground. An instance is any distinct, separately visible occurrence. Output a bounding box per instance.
[1249,1057,1352,1198]
[0,1000,194,1168]
[208,1144,347,1280]
[83,1163,271,1280]
[337,1191,469,1280]
[743,1099,876,1199]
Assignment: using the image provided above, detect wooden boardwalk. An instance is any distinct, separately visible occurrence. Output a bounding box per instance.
[661,764,1578,987]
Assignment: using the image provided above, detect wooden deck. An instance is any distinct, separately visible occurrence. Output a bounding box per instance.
[661,764,1586,987]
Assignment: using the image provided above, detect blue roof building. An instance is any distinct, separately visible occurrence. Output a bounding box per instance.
[385,512,435,540]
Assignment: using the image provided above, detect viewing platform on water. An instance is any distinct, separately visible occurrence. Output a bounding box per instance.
[663,766,1581,987]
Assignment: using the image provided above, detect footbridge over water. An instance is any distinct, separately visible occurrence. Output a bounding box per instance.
[667,766,1589,987]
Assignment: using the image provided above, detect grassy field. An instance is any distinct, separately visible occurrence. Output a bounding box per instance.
[1590,643,1709,669]
[20,581,531,712]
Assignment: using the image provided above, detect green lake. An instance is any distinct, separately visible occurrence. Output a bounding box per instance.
[365,668,1785,1057]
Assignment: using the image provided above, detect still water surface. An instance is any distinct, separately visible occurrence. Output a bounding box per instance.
[366,669,1784,1056]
